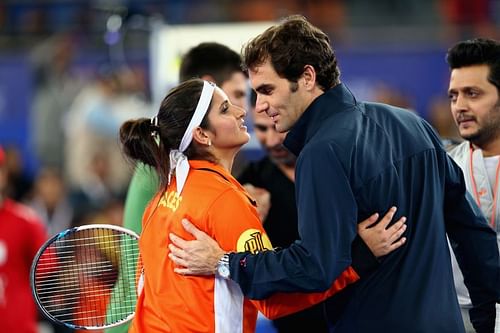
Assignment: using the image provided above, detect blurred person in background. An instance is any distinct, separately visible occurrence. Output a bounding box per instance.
[69,151,120,218]
[440,0,499,41]
[446,37,500,333]
[371,83,414,111]
[168,15,500,333]
[179,42,249,111]
[27,167,73,237]
[64,65,150,212]
[0,145,48,333]
[30,33,84,171]
[3,145,33,202]
[237,91,295,250]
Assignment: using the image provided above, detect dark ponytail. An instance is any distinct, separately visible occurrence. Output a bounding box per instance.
[119,118,160,167]
[119,79,216,188]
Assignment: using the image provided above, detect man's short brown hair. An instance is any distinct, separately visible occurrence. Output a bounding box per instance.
[242,15,340,91]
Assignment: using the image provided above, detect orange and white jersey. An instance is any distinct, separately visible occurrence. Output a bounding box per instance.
[130,160,358,333]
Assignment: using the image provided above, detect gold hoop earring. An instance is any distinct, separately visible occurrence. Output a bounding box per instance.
[207,139,212,146]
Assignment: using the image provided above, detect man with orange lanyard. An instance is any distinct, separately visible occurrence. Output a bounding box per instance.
[446,38,500,332]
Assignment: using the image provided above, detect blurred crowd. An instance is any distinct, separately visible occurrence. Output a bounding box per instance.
[0,1,499,332]
[8,33,152,237]
[0,32,152,331]
[0,0,498,48]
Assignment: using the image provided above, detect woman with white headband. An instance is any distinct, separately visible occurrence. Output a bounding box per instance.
[119,79,405,333]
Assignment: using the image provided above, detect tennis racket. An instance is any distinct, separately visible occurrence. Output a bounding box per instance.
[30,224,142,330]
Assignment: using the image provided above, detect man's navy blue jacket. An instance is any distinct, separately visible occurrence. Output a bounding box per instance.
[229,83,500,332]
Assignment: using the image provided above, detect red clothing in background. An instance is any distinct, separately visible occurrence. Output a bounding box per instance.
[0,199,47,333]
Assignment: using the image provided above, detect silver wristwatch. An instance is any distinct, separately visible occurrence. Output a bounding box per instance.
[216,253,231,279]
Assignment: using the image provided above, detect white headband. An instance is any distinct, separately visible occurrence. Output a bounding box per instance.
[169,80,216,194]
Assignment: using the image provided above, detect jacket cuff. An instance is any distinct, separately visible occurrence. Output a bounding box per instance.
[350,235,379,278]
[469,302,495,333]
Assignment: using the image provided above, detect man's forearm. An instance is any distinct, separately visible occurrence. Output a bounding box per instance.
[229,244,352,300]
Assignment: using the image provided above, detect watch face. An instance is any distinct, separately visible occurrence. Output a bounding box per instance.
[218,264,230,279]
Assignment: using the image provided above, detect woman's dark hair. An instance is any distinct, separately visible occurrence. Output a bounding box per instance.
[242,15,340,91]
[446,38,500,91]
[120,79,215,187]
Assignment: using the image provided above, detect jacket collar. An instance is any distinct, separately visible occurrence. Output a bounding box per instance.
[284,83,357,156]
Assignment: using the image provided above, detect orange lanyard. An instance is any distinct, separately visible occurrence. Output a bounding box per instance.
[469,147,500,228]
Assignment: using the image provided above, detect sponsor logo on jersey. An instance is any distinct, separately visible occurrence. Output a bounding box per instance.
[236,229,272,254]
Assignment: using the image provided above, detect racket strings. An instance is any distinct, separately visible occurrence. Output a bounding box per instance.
[42,296,136,311]
[37,246,139,262]
[33,227,140,329]
[35,264,136,287]
[39,236,131,251]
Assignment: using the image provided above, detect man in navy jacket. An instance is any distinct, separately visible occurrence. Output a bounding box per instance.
[168,15,500,332]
